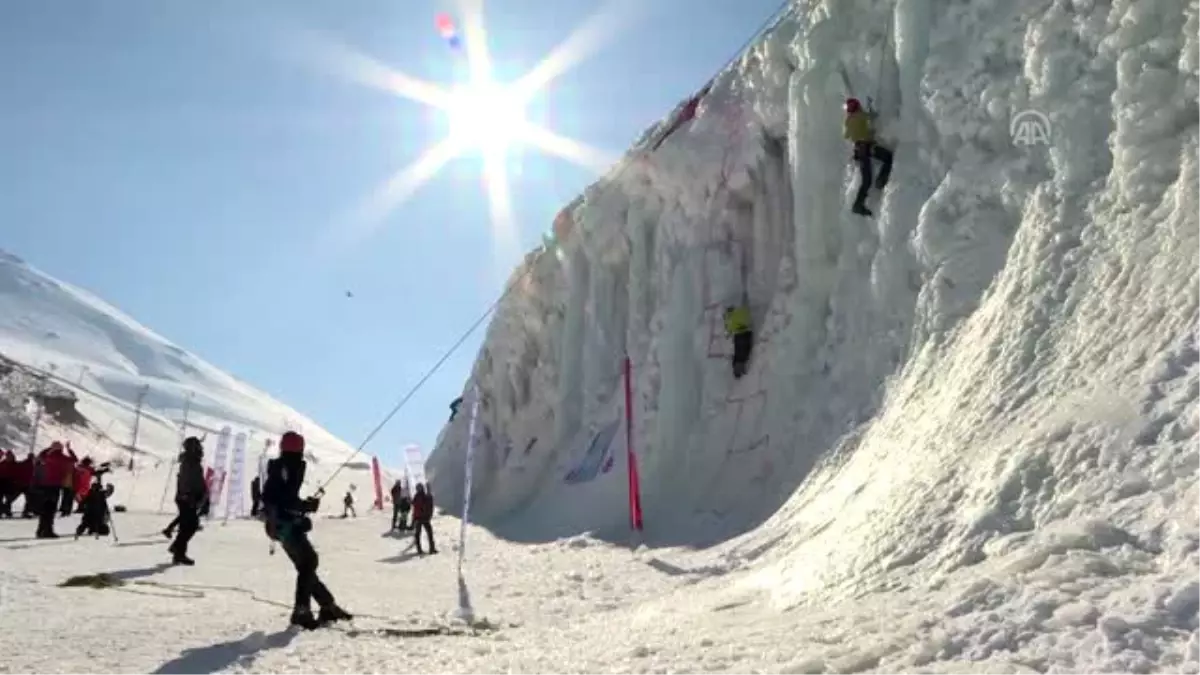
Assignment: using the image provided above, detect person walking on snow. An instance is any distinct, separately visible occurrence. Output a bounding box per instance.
[724,305,754,379]
[262,431,353,630]
[410,483,437,555]
[342,488,356,518]
[843,97,893,217]
[169,437,207,565]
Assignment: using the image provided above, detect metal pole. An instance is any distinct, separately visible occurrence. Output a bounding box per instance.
[125,385,149,508]
[128,385,149,467]
[180,391,193,440]
[26,398,43,455]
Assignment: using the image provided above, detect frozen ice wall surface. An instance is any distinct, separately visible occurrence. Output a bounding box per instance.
[428,0,1198,606]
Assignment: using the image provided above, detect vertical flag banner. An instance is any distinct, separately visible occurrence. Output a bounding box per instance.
[404,444,425,489]
[224,432,248,519]
[208,426,233,514]
[371,456,384,509]
[624,357,644,531]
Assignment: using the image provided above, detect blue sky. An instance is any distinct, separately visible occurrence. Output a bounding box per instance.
[0,0,783,467]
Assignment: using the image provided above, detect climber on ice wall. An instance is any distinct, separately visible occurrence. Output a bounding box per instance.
[843,97,893,217]
[724,305,754,379]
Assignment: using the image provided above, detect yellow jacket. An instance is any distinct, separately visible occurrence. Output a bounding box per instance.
[843,111,874,143]
[724,306,752,335]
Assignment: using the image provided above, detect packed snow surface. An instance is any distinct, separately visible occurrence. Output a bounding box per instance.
[3,0,1198,671]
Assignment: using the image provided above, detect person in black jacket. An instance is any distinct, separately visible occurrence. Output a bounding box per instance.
[262,431,352,630]
[410,483,436,555]
[75,480,113,538]
[169,437,207,565]
[250,475,262,517]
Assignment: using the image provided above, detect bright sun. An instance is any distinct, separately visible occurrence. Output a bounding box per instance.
[446,81,528,153]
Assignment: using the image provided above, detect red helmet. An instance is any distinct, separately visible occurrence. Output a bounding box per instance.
[280,431,305,454]
[845,97,862,113]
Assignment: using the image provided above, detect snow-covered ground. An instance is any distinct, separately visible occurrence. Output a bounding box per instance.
[3,0,1198,671]
[0,248,384,511]
[2,509,1196,673]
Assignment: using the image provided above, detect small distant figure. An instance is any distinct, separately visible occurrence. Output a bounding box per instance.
[390,480,410,531]
[345,290,354,298]
[449,396,464,421]
[723,305,754,379]
[342,489,356,519]
[250,475,262,518]
[411,483,437,555]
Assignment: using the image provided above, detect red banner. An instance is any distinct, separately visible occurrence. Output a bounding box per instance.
[624,357,643,531]
[371,456,384,510]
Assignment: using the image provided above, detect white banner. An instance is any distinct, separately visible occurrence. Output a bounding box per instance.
[257,448,270,487]
[209,426,232,513]
[457,387,480,579]
[224,432,248,519]
[404,444,425,490]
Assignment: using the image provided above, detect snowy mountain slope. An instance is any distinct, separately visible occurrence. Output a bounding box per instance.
[428,0,1198,617]
[0,249,384,509]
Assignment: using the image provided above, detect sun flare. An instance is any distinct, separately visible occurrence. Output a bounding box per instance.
[307,0,641,253]
[446,80,529,154]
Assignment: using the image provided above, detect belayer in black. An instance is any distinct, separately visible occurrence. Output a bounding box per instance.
[169,437,207,565]
[262,431,353,630]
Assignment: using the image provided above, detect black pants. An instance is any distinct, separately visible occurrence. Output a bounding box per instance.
[732,331,754,378]
[392,505,409,529]
[35,487,58,536]
[413,518,436,552]
[59,486,74,516]
[0,482,12,517]
[280,530,336,613]
[76,513,110,537]
[853,142,893,210]
[170,499,200,557]
[251,496,261,517]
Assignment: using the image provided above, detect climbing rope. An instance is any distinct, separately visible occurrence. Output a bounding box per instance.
[119,580,494,635]
[317,0,800,484]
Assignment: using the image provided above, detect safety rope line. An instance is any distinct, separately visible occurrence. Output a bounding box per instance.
[119,580,493,634]
[318,0,799,485]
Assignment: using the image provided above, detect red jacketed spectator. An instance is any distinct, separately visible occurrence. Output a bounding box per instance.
[37,442,75,488]
[74,460,95,504]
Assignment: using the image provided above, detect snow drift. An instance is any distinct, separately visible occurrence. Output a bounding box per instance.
[0,249,376,508]
[430,0,1197,599]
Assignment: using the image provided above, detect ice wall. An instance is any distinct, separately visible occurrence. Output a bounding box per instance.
[428,0,1198,594]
